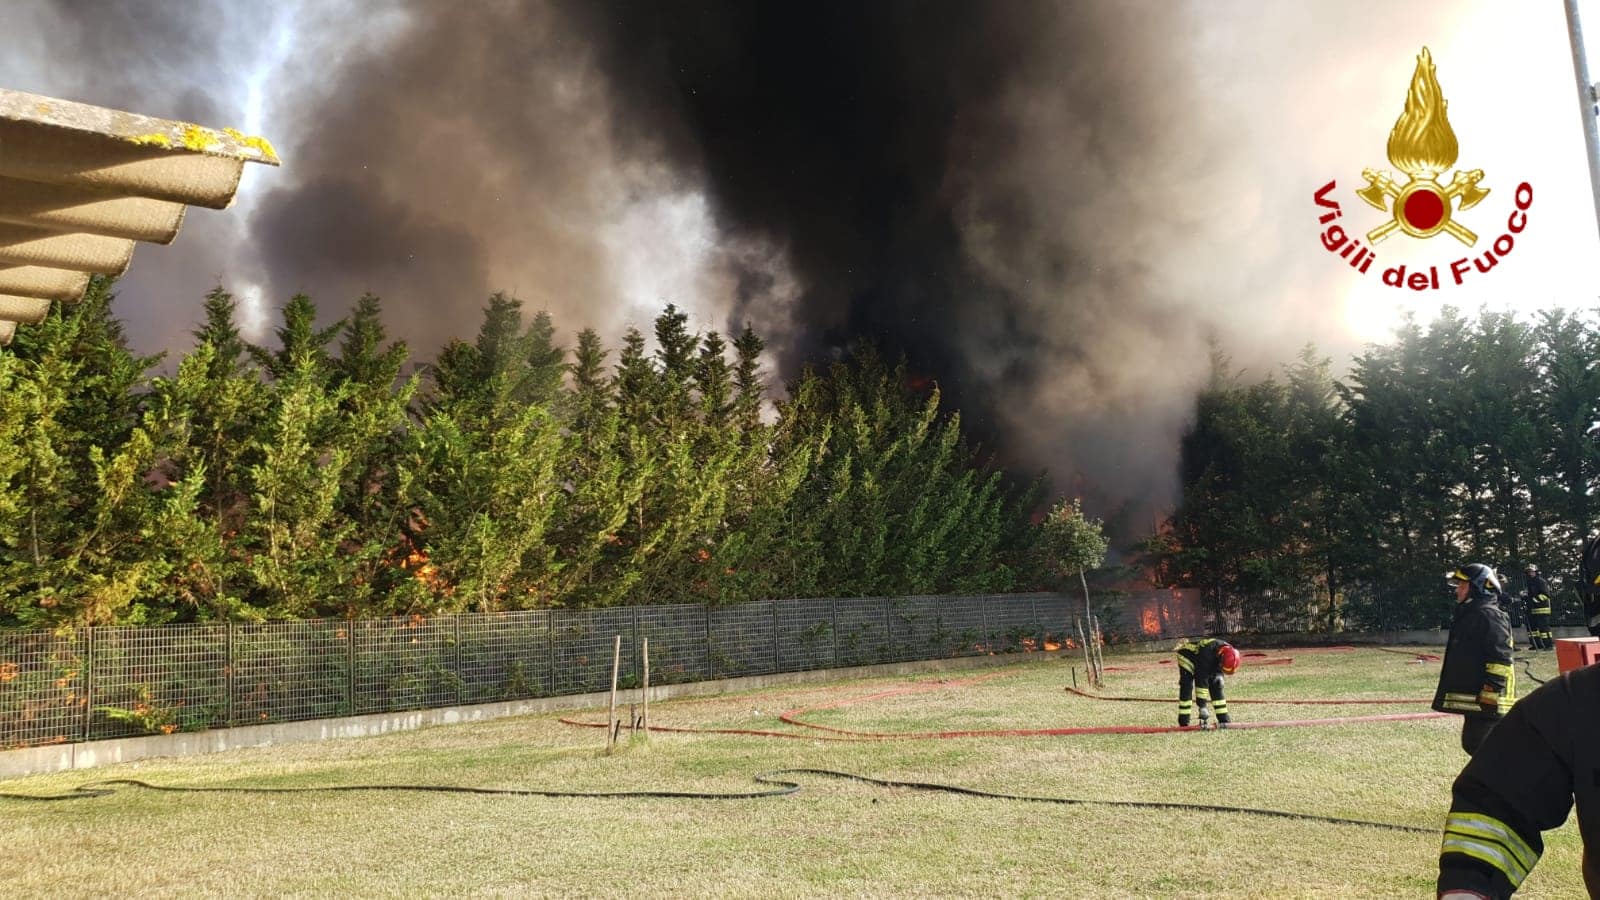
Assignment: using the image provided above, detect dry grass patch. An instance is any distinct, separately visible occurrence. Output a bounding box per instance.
[0,646,1581,897]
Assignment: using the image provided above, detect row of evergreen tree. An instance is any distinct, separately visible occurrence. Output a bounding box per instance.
[1152,307,1600,630]
[0,280,1084,628]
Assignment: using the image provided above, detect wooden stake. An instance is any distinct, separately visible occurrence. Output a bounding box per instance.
[641,637,650,735]
[1076,618,1093,686]
[607,634,621,750]
[1098,618,1107,685]
[1090,614,1106,686]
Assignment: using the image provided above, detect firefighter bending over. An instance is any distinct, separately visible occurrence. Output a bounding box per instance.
[1433,565,1515,756]
[1522,565,1553,651]
[1175,637,1240,729]
[1436,664,1600,898]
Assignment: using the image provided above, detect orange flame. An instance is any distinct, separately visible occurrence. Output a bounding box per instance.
[1140,608,1162,636]
[399,544,454,596]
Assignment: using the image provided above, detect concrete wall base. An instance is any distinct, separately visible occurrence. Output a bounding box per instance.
[0,650,1068,781]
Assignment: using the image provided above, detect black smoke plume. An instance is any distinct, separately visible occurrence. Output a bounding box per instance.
[23,0,1461,530]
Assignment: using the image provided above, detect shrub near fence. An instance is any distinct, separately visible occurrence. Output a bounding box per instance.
[0,593,1122,750]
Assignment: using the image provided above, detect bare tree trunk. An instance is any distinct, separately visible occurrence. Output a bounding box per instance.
[1076,617,1094,686]
[1079,570,1092,629]
[607,635,621,751]
[1090,614,1106,686]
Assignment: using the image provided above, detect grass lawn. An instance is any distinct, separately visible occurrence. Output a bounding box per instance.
[0,645,1581,898]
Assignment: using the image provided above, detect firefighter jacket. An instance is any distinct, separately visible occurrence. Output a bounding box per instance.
[1175,638,1230,726]
[1432,594,1515,720]
[1176,637,1228,682]
[1523,574,1552,616]
[1437,664,1600,897]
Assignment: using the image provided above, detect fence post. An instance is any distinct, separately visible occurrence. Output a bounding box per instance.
[548,612,557,697]
[771,601,780,673]
[1031,595,1042,651]
[81,626,94,743]
[225,621,234,728]
[981,599,992,655]
[704,604,714,679]
[454,615,463,704]
[882,598,891,662]
[633,606,642,683]
[831,598,839,669]
[346,620,356,715]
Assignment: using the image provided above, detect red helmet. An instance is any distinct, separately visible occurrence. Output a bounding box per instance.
[1219,644,1241,675]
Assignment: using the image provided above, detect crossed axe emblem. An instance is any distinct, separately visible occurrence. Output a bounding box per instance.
[1356,168,1490,247]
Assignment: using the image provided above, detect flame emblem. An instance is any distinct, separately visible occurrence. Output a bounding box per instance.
[1357,48,1489,246]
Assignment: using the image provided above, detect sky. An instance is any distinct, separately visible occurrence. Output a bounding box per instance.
[3,0,1599,531]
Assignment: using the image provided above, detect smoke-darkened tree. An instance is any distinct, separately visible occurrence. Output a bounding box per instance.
[0,284,1059,627]
[774,344,1035,599]
[1155,307,1600,631]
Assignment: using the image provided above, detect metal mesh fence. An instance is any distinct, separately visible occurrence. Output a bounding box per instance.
[987,595,1041,653]
[1037,596,1074,648]
[459,611,551,704]
[1093,589,1208,642]
[709,600,777,679]
[833,598,891,668]
[232,620,350,726]
[552,608,637,696]
[931,597,991,658]
[89,625,228,740]
[0,629,86,749]
[636,605,709,685]
[1,593,1103,749]
[884,596,929,662]
[353,616,457,714]
[775,599,836,672]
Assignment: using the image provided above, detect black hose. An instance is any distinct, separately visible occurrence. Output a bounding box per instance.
[0,777,800,802]
[1519,656,1548,687]
[759,769,1435,834]
[1373,646,1440,657]
[0,769,1434,834]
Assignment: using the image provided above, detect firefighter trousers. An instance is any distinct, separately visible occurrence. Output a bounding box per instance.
[1528,610,1552,649]
[1178,672,1228,726]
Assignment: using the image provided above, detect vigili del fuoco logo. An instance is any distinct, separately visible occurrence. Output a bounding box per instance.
[1314,47,1532,290]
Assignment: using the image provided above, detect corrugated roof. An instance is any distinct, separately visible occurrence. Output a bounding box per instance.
[0,88,278,345]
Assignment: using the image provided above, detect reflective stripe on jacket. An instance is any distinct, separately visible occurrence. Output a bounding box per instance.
[1438,665,1600,896]
[1432,594,1515,719]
